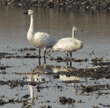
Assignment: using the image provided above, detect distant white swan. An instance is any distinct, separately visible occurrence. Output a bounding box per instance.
[24,9,56,58]
[52,26,83,58]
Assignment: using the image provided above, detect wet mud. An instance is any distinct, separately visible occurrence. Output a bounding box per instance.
[59,96,75,105]
[50,56,88,63]
[18,47,37,52]
[0,48,110,108]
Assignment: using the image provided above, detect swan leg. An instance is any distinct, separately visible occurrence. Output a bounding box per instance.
[44,57,46,65]
[44,48,46,58]
[66,62,68,67]
[70,61,72,67]
[70,52,72,59]
[38,57,41,66]
[38,48,41,57]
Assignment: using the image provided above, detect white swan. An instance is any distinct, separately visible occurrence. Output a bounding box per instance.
[52,26,83,58]
[24,9,56,58]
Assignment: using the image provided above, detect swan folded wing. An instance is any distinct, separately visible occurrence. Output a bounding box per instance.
[33,32,56,49]
[45,35,56,48]
[53,38,78,52]
[32,32,45,48]
[39,33,56,48]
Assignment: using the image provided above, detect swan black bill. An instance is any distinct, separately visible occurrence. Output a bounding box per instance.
[23,12,28,15]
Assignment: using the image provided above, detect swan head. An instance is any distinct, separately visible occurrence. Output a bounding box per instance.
[24,9,33,15]
[72,26,77,31]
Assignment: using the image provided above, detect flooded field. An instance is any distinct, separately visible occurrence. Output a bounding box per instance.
[0,6,110,108]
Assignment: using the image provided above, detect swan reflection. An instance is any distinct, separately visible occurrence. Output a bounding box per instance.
[24,60,80,107]
[59,75,80,93]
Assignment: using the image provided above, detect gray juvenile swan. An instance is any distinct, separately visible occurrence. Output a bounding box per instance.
[52,26,83,59]
[24,9,56,58]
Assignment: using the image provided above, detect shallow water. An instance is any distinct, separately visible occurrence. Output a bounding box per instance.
[0,6,110,108]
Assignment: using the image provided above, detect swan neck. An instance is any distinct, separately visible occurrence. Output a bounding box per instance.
[27,14,34,42]
[72,30,76,38]
[29,14,34,33]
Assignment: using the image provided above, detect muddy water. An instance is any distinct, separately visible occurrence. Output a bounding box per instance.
[0,6,110,108]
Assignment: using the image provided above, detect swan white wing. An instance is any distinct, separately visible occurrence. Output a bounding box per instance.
[52,38,78,52]
[33,32,56,49]
[44,34,56,48]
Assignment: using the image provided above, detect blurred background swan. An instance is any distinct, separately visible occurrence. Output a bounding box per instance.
[52,26,83,59]
[24,9,56,58]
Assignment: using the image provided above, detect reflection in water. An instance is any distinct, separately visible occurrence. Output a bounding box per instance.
[26,59,80,107]
[28,85,34,106]
[27,75,36,107]
[26,58,49,107]
[59,75,80,93]
[35,58,76,74]
[52,61,75,73]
